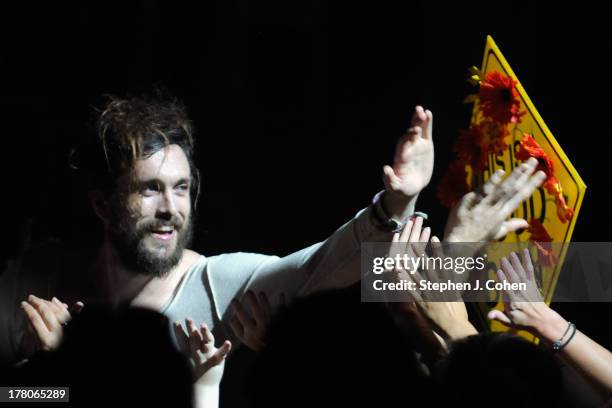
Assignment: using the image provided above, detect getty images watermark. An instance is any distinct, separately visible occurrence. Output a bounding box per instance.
[360,242,612,303]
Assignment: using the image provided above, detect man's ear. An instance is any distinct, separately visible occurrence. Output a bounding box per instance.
[88,190,110,222]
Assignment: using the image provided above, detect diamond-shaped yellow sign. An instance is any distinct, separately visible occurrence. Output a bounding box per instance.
[468,36,586,339]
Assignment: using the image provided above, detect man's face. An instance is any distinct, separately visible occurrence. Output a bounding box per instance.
[107,144,194,277]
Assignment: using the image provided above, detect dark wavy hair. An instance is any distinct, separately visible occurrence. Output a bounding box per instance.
[70,93,201,207]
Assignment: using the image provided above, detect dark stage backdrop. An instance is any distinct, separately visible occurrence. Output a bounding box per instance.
[0,0,609,398]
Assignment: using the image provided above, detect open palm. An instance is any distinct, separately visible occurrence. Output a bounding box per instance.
[384,106,434,197]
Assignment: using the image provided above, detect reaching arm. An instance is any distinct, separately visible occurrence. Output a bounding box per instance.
[173,318,232,408]
[489,249,612,397]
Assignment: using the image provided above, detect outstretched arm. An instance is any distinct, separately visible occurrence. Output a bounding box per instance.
[489,249,612,398]
[215,106,436,329]
[173,318,232,408]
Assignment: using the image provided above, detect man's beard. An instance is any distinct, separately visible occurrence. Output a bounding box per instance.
[108,211,194,278]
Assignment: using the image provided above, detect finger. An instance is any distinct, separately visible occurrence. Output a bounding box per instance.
[458,191,480,215]
[245,291,266,324]
[424,109,433,140]
[28,295,61,332]
[483,160,534,207]
[399,218,414,242]
[21,301,51,340]
[496,269,512,306]
[383,165,401,190]
[200,323,213,354]
[392,232,400,243]
[412,105,427,125]
[430,236,444,259]
[508,159,539,197]
[501,171,546,217]
[500,257,520,284]
[69,302,85,315]
[173,322,190,353]
[204,341,232,370]
[201,323,214,344]
[493,218,529,240]
[408,217,424,242]
[522,248,535,282]
[231,299,256,330]
[498,160,537,204]
[257,291,272,322]
[487,309,513,326]
[51,298,71,323]
[509,252,527,281]
[481,169,505,196]
[229,315,245,340]
[185,318,202,356]
[419,226,431,243]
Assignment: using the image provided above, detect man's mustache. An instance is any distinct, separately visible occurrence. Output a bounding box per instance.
[140,217,184,232]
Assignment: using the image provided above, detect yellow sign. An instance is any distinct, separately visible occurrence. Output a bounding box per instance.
[469,36,587,339]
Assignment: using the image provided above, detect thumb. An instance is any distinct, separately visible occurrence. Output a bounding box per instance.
[487,309,513,327]
[493,218,529,240]
[69,302,85,315]
[383,165,400,190]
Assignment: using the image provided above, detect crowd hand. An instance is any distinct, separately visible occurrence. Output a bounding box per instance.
[389,219,477,344]
[383,106,434,198]
[489,250,612,397]
[173,318,232,387]
[444,157,546,243]
[19,295,84,355]
[487,249,562,338]
[229,290,286,352]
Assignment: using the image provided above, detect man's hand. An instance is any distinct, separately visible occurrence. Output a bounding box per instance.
[19,295,84,356]
[229,290,286,351]
[173,318,232,387]
[444,157,546,243]
[382,106,434,220]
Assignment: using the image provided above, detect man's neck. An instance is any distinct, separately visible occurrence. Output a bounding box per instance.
[95,243,200,310]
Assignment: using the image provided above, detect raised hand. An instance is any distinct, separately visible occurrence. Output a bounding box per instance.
[383,106,434,199]
[444,157,546,243]
[19,295,84,356]
[173,318,231,386]
[229,290,286,351]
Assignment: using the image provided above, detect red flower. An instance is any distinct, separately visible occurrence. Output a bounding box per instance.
[555,193,574,223]
[453,121,509,171]
[516,134,557,193]
[479,71,525,124]
[478,120,510,156]
[516,134,574,224]
[454,126,488,171]
[528,219,557,267]
[437,161,470,208]
[534,242,558,267]
[528,219,552,242]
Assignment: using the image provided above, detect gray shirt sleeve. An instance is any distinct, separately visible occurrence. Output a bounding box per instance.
[206,205,392,327]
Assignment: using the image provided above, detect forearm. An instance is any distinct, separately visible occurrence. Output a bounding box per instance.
[442,320,478,342]
[194,384,219,408]
[537,315,612,396]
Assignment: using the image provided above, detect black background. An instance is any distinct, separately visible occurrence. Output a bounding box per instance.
[0,0,609,375]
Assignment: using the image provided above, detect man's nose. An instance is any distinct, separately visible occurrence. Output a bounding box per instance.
[157,189,179,219]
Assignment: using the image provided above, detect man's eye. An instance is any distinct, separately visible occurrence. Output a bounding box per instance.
[176,184,189,192]
[142,186,159,195]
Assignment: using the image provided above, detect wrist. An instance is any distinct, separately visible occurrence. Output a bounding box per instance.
[381,190,418,221]
[444,321,478,340]
[533,308,568,343]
